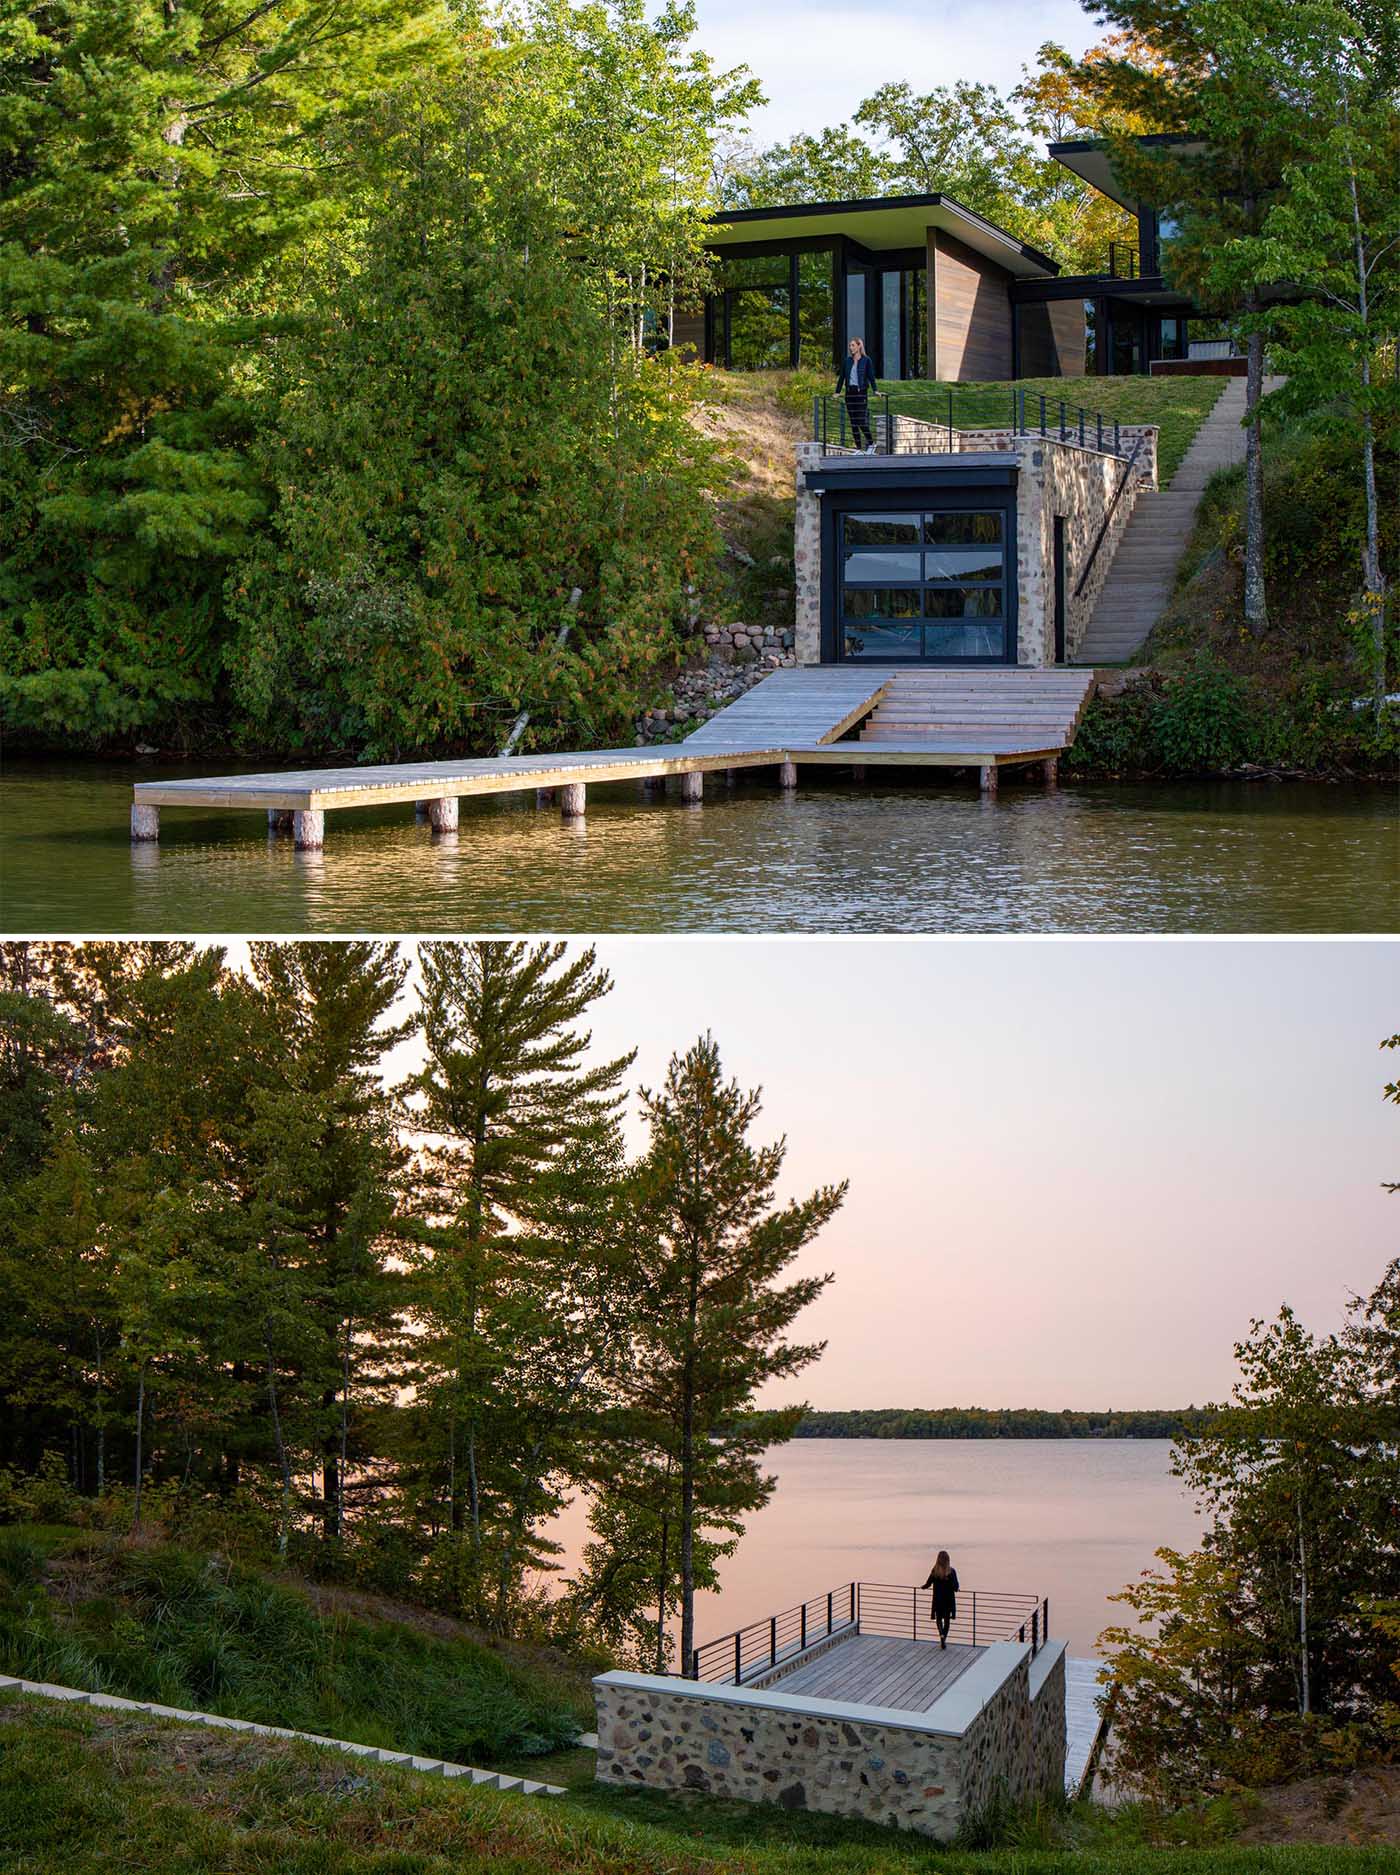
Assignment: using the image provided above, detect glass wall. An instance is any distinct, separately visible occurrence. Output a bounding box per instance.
[796,250,834,367]
[845,271,869,351]
[839,510,1008,661]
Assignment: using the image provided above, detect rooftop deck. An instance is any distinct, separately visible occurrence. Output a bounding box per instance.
[766,1632,985,1710]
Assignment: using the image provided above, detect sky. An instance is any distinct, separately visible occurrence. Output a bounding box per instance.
[686,0,1101,145]
[365,936,1398,1416]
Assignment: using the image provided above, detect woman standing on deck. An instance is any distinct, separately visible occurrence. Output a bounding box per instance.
[836,336,877,452]
[922,1550,959,1649]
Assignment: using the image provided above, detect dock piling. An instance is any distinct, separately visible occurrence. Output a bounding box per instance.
[292,810,325,850]
[428,796,458,833]
[680,771,703,804]
[979,764,999,797]
[778,761,798,790]
[560,782,586,819]
[1042,757,1059,788]
[130,803,160,844]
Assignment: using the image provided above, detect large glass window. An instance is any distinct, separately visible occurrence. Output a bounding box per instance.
[840,509,1008,660]
[846,271,869,349]
[881,271,902,381]
[728,287,790,369]
[796,249,834,367]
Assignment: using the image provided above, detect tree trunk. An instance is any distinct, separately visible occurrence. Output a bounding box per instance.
[1297,1490,1311,1716]
[678,1233,701,1675]
[132,1365,146,1530]
[654,1511,671,1675]
[264,1333,294,1558]
[1346,148,1387,718]
[1243,321,1268,634]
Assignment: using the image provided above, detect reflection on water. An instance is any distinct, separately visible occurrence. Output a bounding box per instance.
[545,1439,1204,1658]
[1,758,1395,934]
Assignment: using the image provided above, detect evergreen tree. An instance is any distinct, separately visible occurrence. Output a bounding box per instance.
[247,943,413,1542]
[620,1034,844,1673]
[403,940,633,1623]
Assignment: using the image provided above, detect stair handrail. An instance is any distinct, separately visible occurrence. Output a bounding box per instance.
[1073,434,1147,601]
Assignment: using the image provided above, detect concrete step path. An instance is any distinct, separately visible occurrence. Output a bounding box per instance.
[1075,377,1254,664]
[0,1674,566,1797]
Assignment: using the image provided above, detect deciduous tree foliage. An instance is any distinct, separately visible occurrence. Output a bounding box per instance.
[1,0,447,744]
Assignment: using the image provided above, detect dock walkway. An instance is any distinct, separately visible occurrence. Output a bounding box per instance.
[130,666,1095,846]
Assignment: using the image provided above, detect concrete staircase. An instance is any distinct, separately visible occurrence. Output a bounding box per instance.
[1074,377,1251,665]
[0,1674,567,1797]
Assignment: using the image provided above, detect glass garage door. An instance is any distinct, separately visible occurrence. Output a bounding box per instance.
[839,509,1009,661]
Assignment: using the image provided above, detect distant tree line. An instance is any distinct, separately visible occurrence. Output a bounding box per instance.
[793,1407,1212,1439]
[0,941,844,1673]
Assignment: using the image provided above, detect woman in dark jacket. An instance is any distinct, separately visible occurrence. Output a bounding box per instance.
[835,336,877,452]
[922,1550,959,1649]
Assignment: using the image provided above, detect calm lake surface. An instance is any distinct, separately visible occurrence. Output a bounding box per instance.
[3,759,1395,932]
[548,1439,1203,1659]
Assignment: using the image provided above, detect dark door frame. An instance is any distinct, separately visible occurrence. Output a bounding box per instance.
[818,483,1019,666]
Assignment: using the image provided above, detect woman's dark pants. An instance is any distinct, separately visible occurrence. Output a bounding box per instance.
[846,392,873,450]
[936,1612,951,1645]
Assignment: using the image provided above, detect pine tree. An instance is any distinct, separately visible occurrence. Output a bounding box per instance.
[403,940,633,1623]
[621,1034,844,1673]
[247,943,413,1543]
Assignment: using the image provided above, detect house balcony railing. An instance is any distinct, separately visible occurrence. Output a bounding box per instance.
[688,1580,1050,1684]
[814,386,1131,459]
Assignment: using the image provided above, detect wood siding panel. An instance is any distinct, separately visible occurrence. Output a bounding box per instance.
[928,230,1014,382]
[1017,300,1087,378]
[671,308,705,362]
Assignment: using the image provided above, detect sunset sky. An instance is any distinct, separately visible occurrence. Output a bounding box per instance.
[557,938,1397,1412]
[689,0,1099,144]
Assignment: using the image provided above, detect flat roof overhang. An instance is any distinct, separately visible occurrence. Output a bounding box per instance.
[707,193,1059,280]
[804,454,1019,493]
[1012,272,1195,310]
[1047,135,1207,215]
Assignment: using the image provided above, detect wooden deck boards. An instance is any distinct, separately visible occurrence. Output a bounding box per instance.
[1064,1656,1109,1796]
[772,1634,984,1712]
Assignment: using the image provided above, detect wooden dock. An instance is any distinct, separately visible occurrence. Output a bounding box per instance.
[129,666,1095,846]
[1064,1655,1110,1797]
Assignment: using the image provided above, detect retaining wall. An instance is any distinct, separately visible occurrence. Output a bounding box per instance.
[594,1639,1067,1841]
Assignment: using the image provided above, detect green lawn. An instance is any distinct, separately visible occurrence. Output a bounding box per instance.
[882,376,1229,484]
[760,366,1230,485]
[0,1528,589,1768]
[3,1696,1395,1875]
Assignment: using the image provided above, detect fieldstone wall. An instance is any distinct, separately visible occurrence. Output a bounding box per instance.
[794,441,824,665]
[1030,1644,1068,1796]
[1014,429,1157,665]
[594,1674,970,1838]
[793,429,1157,672]
[594,1640,1063,1843]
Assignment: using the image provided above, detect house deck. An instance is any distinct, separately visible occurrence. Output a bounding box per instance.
[762,1633,985,1710]
[128,666,1095,844]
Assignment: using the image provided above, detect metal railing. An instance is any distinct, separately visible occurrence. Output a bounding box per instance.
[689,1581,1049,1683]
[814,385,1131,459]
[1107,240,1139,280]
[1073,432,1146,598]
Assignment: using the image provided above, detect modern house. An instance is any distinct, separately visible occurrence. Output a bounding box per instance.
[686,135,1199,380]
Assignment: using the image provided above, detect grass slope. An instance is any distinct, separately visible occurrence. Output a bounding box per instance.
[0,1529,588,1766]
[3,1695,1396,1875]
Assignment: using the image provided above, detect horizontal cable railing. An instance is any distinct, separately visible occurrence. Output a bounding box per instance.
[814,385,1131,460]
[689,1581,1049,1683]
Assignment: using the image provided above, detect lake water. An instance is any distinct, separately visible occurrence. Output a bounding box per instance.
[3,759,1395,933]
[547,1438,1204,1660]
